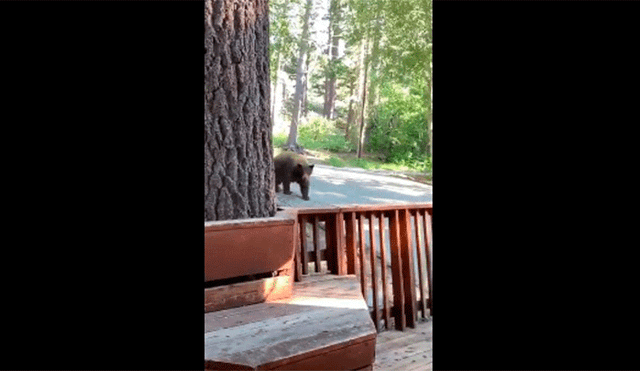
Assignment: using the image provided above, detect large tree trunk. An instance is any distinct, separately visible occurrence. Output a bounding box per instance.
[286,0,313,152]
[204,0,276,222]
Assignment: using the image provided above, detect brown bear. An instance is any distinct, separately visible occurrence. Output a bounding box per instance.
[274,151,314,200]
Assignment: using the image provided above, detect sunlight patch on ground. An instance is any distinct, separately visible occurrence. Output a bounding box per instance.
[365,196,414,204]
[313,191,348,198]
[286,296,368,310]
[371,184,427,197]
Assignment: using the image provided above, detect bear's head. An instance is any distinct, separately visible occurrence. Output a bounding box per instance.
[295,163,314,200]
[295,163,314,182]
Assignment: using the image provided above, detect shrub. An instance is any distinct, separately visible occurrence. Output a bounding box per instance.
[367,82,431,171]
[327,156,345,167]
[298,117,356,152]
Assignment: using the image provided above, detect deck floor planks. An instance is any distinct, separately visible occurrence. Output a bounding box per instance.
[205,274,377,370]
[373,318,432,371]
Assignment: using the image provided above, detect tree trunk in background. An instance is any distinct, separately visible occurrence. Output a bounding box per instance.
[345,72,356,139]
[345,84,353,139]
[323,0,340,120]
[356,38,369,159]
[287,0,313,152]
[271,56,281,126]
[204,0,276,222]
[366,19,381,118]
[302,46,312,119]
[429,80,433,160]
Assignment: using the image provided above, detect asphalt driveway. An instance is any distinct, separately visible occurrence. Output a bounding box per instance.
[276,164,432,209]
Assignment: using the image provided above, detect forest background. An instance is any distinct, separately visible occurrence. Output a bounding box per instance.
[269,0,432,182]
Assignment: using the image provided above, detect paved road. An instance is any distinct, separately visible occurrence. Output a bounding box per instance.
[276,164,432,209]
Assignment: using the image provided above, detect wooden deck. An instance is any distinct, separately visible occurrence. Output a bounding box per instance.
[205,274,377,370]
[373,318,432,370]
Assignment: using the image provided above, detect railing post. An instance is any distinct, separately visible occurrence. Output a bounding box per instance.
[369,212,380,331]
[345,212,357,275]
[424,207,433,315]
[294,215,302,282]
[358,212,367,300]
[389,209,406,331]
[399,209,417,328]
[333,211,346,275]
[378,211,391,330]
[299,215,309,275]
[414,210,427,319]
[290,203,430,325]
[313,215,321,273]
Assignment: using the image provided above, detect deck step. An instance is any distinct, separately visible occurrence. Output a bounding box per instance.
[205,274,377,370]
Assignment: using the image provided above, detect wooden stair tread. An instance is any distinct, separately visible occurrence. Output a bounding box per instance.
[205,275,377,370]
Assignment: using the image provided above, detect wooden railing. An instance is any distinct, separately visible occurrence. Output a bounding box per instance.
[292,203,432,332]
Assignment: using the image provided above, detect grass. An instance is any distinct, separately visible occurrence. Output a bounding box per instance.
[327,154,415,172]
[272,131,431,184]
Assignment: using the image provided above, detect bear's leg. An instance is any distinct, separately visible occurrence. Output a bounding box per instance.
[276,181,281,192]
[300,183,310,200]
[283,178,292,195]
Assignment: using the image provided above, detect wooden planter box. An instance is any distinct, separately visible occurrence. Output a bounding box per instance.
[205,209,297,312]
[204,209,296,282]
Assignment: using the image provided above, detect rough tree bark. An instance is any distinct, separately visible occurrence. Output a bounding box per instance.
[204,0,276,221]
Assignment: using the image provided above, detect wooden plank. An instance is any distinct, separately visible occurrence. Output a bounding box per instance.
[294,218,302,282]
[378,212,391,331]
[295,206,342,215]
[358,212,367,300]
[373,319,432,371]
[334,212,347,275]
[340,203,432,214]
[204,304,372,360]
[354,365,373,371]
[205,294,312,333]
[324,214,336,274]
[376,347,431,371]
[262,337,375,370]
[204,273,292,313]
[205,222,294,282]
[291,204,432,218]
[205,275,377,371]
[423,210,433,314]
[369,212,380,332]
[399,209,417,328]
[388,209,406,331]
[205,360,254,370]
[300,216,309,275]
[414,210,427,319]
[313,215,321,273]
[345,212,357,275]
[204,211,295,231]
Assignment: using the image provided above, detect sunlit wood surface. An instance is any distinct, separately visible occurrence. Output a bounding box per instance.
[373,318,432,370]
[205,275,377,370]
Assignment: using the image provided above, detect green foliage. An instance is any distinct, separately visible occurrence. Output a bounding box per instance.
[298,117,356,152]
[272,132,288,148]
[269,0,432,174]
[327,156,345,167]
[367,81,431,171]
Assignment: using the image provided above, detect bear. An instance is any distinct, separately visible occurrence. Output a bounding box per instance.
[274,151,314,200]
